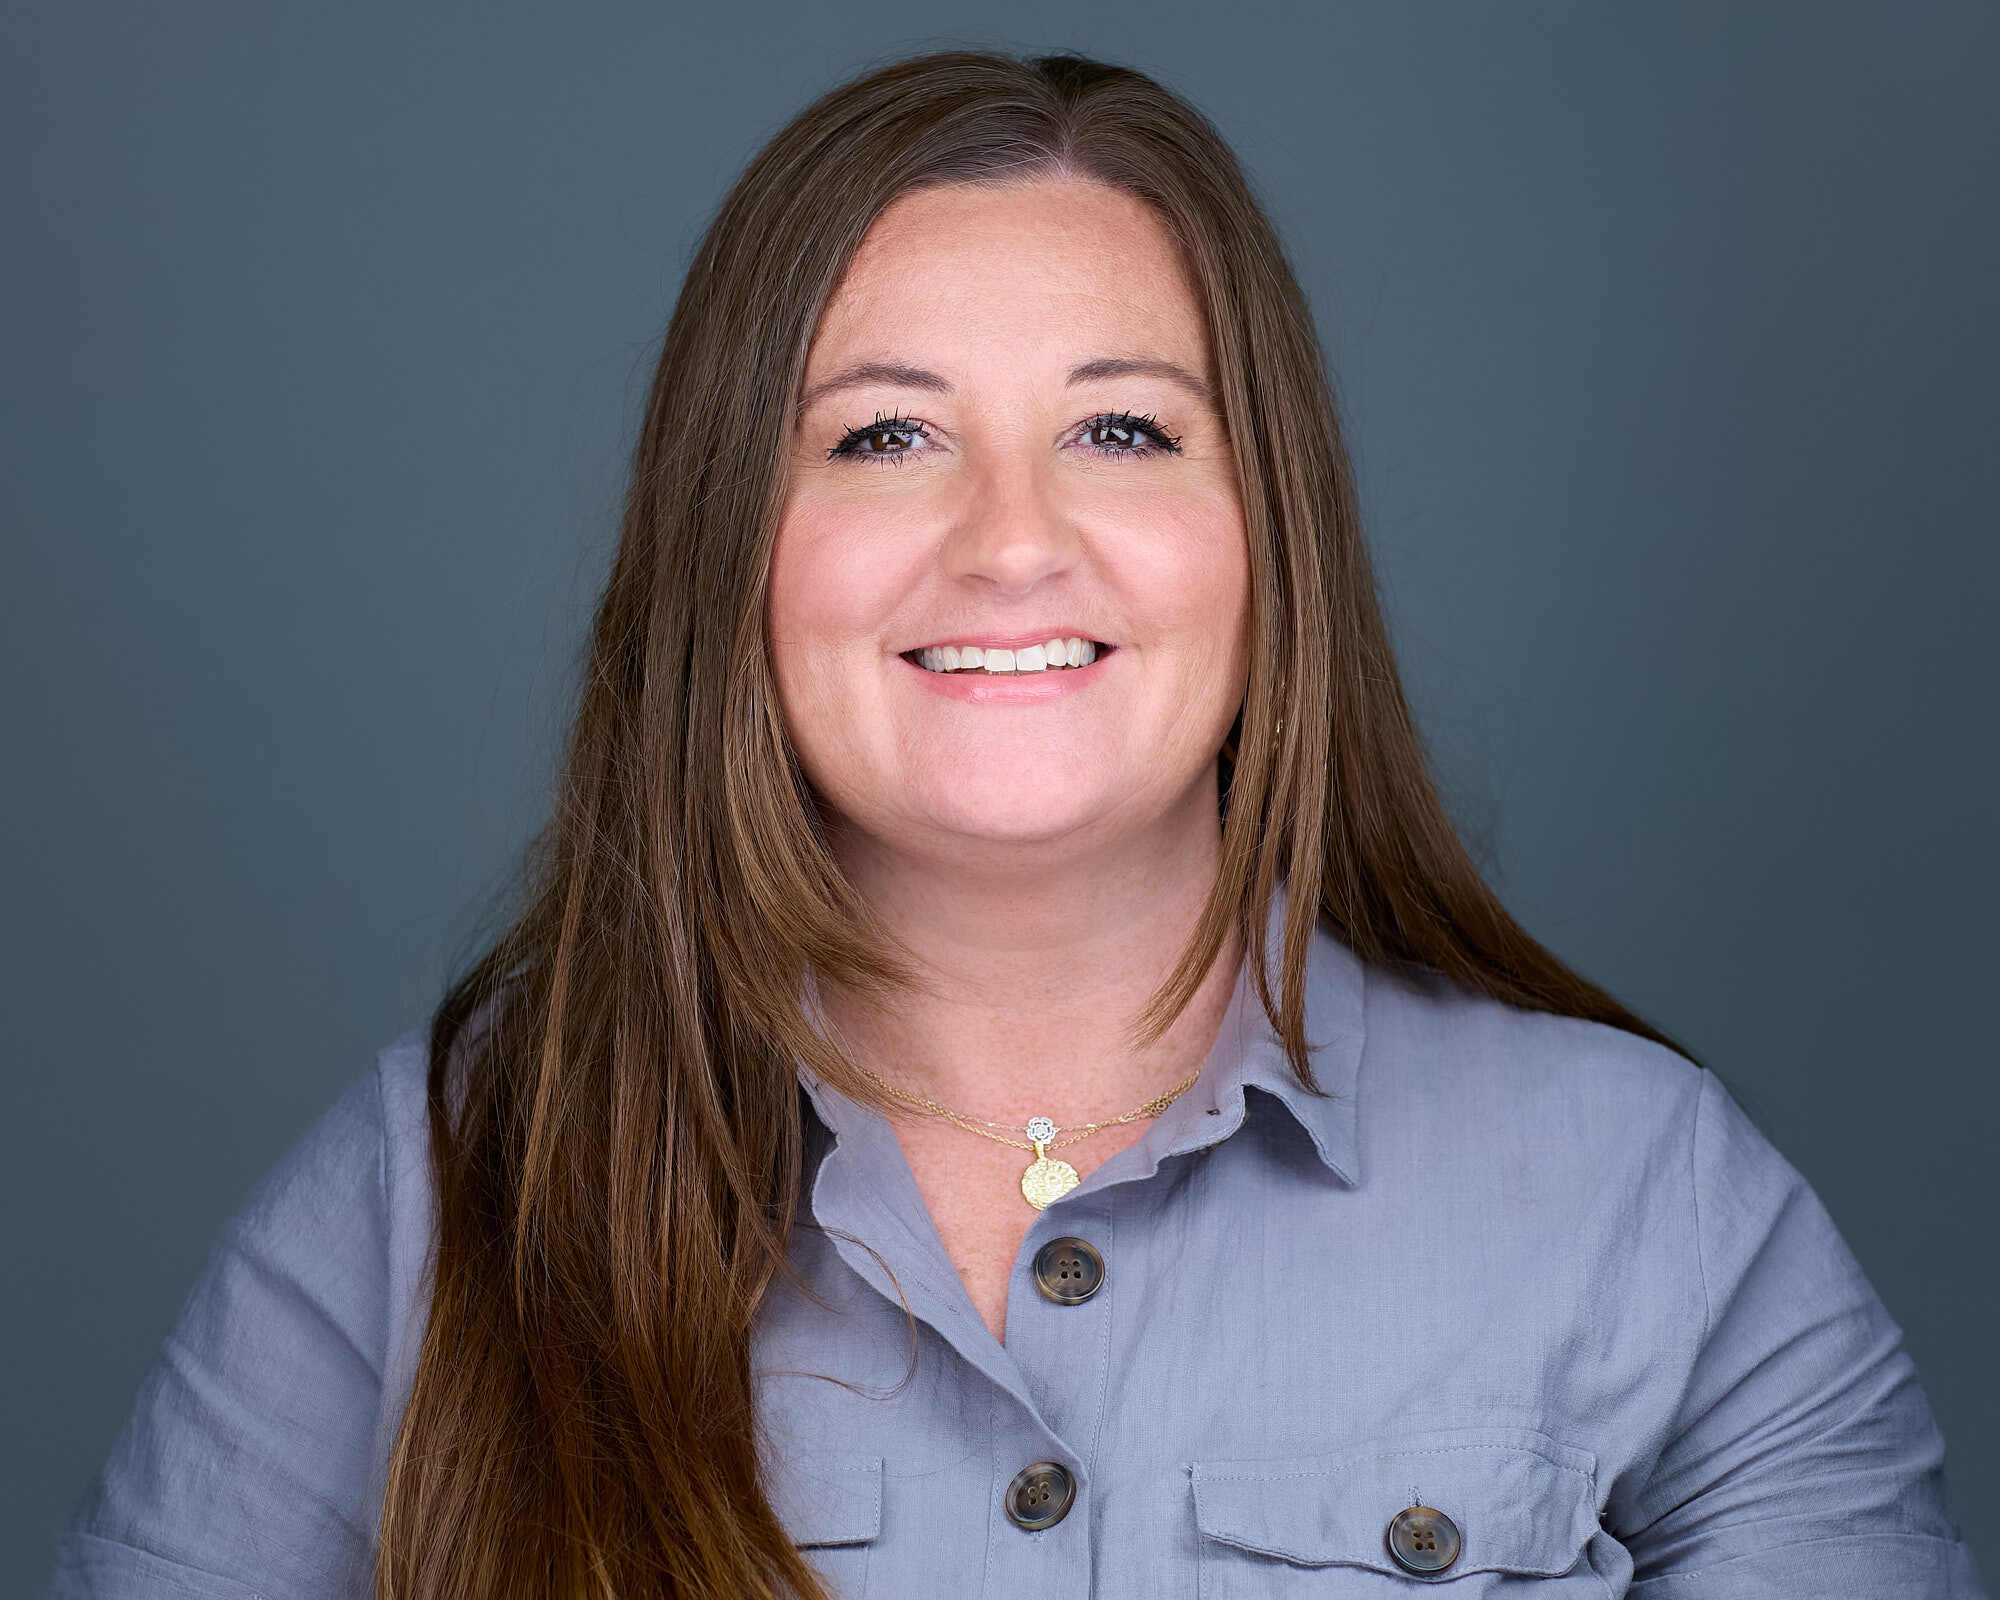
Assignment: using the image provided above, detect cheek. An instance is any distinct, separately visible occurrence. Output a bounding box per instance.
[765,513,847,756]
[767,508,842,654]
[765,501,918,766]
[1158,507,1251,735]
[1120,489,1251,672]
[767,505,897,686]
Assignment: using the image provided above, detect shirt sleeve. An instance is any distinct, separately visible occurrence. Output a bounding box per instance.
[44,1059,395,1599]
[1622,1067,1988,1596]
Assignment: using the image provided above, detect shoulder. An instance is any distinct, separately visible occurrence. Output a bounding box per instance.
[234,1025,435,1277]
[1357,957,1709,1174]
[48,1028,442,1595]
[365,1026,441,1471]
[1351,958,1830,1333]
[171,1022,440,1400]
[371,1023,434,1217]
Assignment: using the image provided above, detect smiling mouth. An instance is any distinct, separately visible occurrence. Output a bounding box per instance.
[900,637,1113,675]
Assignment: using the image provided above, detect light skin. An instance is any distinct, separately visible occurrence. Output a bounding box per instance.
[766,176,1252,1341]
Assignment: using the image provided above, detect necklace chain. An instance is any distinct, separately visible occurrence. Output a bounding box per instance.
[847,1059,1204,1152]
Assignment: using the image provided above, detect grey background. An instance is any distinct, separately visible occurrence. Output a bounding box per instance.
[4,0,1993,1582]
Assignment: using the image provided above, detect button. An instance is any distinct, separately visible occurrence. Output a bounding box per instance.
[1385,1504,1461,1574]
[1003,1461,1076,1529]
[1031,1236,1105,1304]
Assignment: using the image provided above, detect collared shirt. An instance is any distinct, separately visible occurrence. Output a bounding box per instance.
[46,888,1988,1597]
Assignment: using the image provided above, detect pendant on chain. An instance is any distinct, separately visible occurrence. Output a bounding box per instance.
[1019,1116,1079,1210]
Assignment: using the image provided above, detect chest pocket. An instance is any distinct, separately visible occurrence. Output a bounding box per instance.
[770,1452,882,1598]
[1192,1427,1606,1596]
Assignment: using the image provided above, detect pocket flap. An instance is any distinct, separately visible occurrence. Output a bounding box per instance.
[1193,1426,1597,1577]
[770,1451,884,1548]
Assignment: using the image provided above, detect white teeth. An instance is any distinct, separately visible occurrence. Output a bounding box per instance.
[911,635,1102,674]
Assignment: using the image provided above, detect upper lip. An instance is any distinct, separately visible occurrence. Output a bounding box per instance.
[900,629,1110,652]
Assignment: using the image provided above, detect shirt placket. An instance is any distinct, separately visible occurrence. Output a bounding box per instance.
[798,1050,1257,1598]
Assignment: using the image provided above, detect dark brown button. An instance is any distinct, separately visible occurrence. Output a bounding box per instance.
[1003,1461,1075,1529]
[1031,1236,1104,1304]
[1385,1504,1461,1574]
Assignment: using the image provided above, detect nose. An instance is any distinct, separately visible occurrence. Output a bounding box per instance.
[937,454,1082,594]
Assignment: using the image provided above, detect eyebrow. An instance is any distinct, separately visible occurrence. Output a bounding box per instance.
[794,355,1218,419]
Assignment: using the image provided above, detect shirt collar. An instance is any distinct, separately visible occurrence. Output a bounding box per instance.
[1168,877,1367,1186]
[796,876,1368,1191]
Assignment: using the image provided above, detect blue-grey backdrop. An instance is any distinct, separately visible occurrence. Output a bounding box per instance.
[5,0,1993,1582]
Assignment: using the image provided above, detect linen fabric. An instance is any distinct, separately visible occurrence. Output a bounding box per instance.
[45,888,1988,1596]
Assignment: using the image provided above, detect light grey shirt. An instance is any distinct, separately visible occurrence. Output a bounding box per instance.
[47,888,1987,1596]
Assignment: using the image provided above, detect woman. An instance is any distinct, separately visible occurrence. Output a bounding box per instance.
[48,47,1984,1600]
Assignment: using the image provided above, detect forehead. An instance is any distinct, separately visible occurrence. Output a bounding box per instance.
[806,178,1209,371]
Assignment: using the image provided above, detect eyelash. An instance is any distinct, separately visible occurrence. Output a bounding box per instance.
[825,409,1184,468]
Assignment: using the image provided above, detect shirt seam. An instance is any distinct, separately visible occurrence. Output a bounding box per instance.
[62,1529,274,1600]
[370,1042,396,1558]
[1197,1442,1592,1485]
[1621,1067,1740,1536]
[981,1382,998,1594]
[1631,1527,1972,1583]
[1081,1203,1113,1477]
[1689,1068,1713,1347]
[374,1048,391,1254]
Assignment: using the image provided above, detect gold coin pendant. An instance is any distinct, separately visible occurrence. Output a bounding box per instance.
[1021,1154,1080,1210]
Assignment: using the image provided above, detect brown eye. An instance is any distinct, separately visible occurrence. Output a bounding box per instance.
[828,414,931,466]
[1079,411,1182,459]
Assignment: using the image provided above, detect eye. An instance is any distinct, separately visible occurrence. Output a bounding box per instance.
[826,411,932,467]
[1076,410,1183,461]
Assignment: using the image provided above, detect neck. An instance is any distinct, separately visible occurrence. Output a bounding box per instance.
[814,771,1245,1128]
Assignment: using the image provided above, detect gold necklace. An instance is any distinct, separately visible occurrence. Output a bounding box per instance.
[848,1060,1204,1209]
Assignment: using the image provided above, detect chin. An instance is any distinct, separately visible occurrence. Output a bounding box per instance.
[903,786,1110,849]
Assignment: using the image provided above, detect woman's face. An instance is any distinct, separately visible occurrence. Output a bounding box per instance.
[768,178,1250,864]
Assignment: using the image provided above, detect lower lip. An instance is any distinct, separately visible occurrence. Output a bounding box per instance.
[899,649,1114,702]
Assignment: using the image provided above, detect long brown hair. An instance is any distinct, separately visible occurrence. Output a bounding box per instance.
[375,46,1694,1599]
